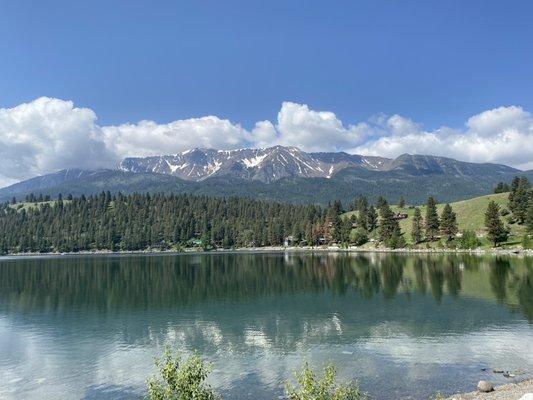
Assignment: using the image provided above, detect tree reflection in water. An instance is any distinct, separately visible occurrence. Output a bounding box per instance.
[0,252,531,322]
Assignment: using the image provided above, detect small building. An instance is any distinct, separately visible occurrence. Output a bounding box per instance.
[393,212,408,220]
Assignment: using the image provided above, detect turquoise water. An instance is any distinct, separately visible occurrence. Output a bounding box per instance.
[0,252,532,399]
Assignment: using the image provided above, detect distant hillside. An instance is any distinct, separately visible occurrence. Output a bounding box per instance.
[1,146,531,206]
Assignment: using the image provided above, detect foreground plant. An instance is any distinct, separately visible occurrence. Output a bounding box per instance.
[147,349,218,400]
[285,362,367,400]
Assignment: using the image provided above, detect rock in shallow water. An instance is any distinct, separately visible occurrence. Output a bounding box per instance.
[477,380,494,392]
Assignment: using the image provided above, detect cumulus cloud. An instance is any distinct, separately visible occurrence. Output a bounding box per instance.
[274,102,366,151]
[0,97,532,187]
[102,116,251,158]
[0,97,116,187]
[355,106,533,170]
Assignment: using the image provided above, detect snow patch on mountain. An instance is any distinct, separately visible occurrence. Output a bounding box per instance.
[119,145,396,182]
[242,154,267,168]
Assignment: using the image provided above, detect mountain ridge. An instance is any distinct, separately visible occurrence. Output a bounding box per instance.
[117,145,519,183]
[0,146,529,206]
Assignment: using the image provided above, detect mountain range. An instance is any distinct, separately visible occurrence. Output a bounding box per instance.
[118,146,391,182]
[1,146,531,205]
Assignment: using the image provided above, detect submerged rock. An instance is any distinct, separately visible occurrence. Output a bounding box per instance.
[477,380,494,392]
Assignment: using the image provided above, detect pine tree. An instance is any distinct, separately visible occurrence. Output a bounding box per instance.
[425,196,440,241]
[341,218,352,243]
[411,207,423,244]
[508,176,531,223]
[440,203,458,241]
[388,229,406,249]
[367,206,378,232]
[493,182,510,193]
[397,196,406,209]
[376,196,387,212]
[485,201,508,247]
[357,196,369,232]
[327,202,343,243]
[379,201,401,246]
[526,201,533,233]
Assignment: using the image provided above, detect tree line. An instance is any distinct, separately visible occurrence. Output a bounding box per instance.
[1,175,532,254]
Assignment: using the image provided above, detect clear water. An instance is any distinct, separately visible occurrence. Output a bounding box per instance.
[0,252,532,399]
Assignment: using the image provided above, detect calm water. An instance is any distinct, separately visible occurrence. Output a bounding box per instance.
[0,252,532,400]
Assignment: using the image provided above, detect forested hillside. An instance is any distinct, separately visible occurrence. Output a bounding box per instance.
[0,192,327,253]
[1,175,531,254]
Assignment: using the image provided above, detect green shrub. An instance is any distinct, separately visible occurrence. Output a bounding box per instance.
[147,349,218,400]
[285,362,367,400]
[349,228,368,246]
[386,231,406,249]
[457,230,481,249]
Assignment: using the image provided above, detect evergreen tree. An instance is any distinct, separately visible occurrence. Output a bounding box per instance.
[367,206,378,232]
[508,176,531,223]
[341,218,353,243]
[356,196,369,232]
[327,201,343,243]
[388,229,406,249]
[493,182,510,193]
[440,203,458,241]
[425,196,440,241]
[485,201,508,247]
[332,199,343,215]
[379,201,402,246]
[376,196,387,212]
[526,201,533,233]
[411,207,423,244]
[397,196,405,209]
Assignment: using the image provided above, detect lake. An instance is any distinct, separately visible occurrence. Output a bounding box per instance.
[0,252,532,399]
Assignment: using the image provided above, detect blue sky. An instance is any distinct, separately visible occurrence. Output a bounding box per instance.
[0,0,532,185]
[2,0,532,128]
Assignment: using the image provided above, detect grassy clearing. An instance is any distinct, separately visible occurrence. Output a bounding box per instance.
[343,192,528,246]
[8,200,71,212]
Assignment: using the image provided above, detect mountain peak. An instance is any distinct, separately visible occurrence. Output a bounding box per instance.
[117,145,519,183]
[119,145,377,182]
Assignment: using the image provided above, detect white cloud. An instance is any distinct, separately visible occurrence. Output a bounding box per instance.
[0,98,532,187]
[355,106,533,170]
[102,116,252,158]
[0,97,115,187]
[274,102,366,152]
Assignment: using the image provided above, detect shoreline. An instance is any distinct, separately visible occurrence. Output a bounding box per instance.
[447,378,533,399]
[2,245,533,258]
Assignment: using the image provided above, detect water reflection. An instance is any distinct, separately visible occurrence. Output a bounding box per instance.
[0,253,531,320]
[0,252,532,400]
